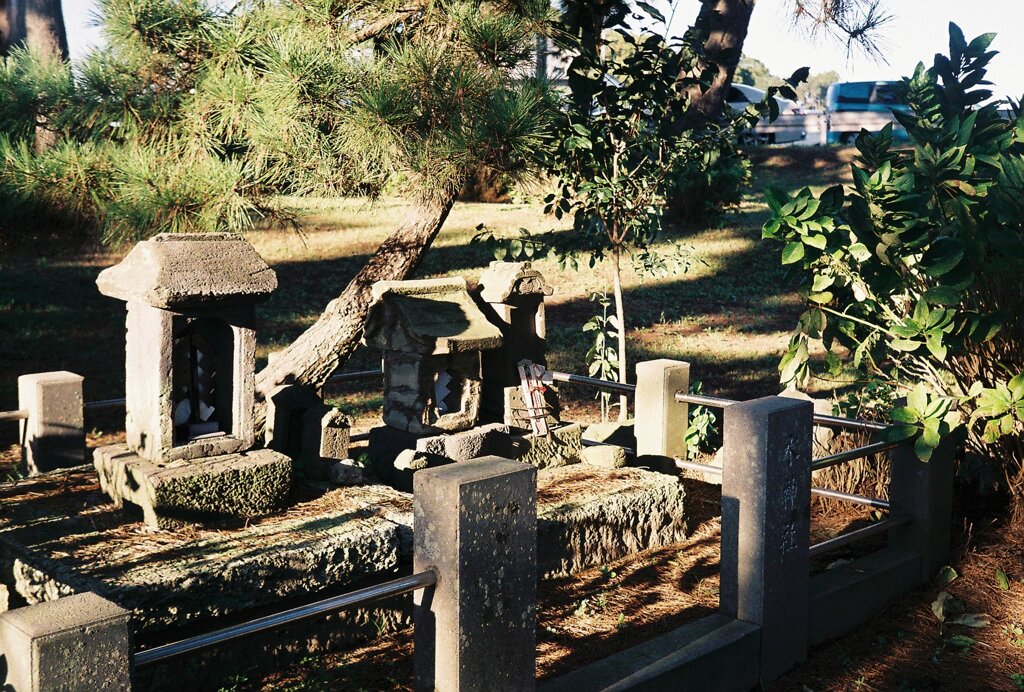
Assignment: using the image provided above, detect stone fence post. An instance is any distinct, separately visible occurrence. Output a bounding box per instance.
[888,436,957,583]
[719,396,813,681]
[18,371,85,475]
[634,360,690,465]
[0,592,132,691]
[413,456,537,692]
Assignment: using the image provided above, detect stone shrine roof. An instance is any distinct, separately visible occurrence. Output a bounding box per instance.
[364,278,503,355]
[477,261,553,304]
[96,233,277,309]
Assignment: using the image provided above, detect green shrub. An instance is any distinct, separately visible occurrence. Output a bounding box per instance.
[664,138,750,224]
[761,23,1024,514]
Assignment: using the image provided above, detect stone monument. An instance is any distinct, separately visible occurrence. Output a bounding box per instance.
[92,233,293,528]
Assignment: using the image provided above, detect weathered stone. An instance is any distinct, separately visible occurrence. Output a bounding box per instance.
[888,436,956,583]
[414,457,537,692]
[719,395,812,681]
[0,468,407,634]
[391,450,453,492]
[17,371,84,475]
[780,388,837,452]
[582,420,635,448]
[536,465,689,578]
[96,232,277,309]
[301,405,350,461]
[266,384,323,459]
[94,444,292,529]
[414,423,513,462]
[122,301,259,463]
[581,444,627,469]
[364,277,503,355]
[476,261,552,305]
[367,426,421,483]
[0,592,132,692]
[382,350,485,435]
[501,385,560,430]
[635,359,689,463]
[326,459,363,486]
[476,262,553,424]
[511,423,583,468]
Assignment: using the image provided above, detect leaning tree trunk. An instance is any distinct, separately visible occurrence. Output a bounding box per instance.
[687,0,756,123]
[253,196,456,434]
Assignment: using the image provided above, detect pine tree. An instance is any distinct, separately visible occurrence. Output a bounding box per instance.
[0,0,557,431]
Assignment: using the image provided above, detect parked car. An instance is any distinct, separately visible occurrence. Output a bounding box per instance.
[726,83,807,145]
[825,80,911,144]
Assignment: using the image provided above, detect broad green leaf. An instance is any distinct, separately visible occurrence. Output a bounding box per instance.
[996,568,1010,590]
[849,243,872,262]
[781,241,805,265]
[936,565,958,585]
[908,384,929,412]
[891,338,922,352]
[804,234,827,250]
[923,286,962,305]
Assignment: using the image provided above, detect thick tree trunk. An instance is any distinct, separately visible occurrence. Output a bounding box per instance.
[23,0,66,59]
[2,0,66,58]
[0,0,20,54]
[253,196,456,434]
[688,0,756,123]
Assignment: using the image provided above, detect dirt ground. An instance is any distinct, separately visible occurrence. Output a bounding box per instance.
[236,481,1024,692]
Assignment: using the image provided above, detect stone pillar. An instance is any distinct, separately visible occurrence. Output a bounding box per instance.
[719,396,813,681]
[18,371,85,475]
[413,457,537,692]
[888,436,956,583]
[634,360,689,460]
[0,592,132,691]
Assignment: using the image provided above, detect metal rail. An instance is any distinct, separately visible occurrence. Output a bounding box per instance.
[808,516,909,559]
[326,369,384,385]
[0,409,28,423]
[134,569,436,669]
[811,440,906,472]
[543,370,888,435]
[544,370,636,395]
[671,459,889,510]
[84,398,126,412]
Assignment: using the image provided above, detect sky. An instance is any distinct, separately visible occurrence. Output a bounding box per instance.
[64,1,1024,99]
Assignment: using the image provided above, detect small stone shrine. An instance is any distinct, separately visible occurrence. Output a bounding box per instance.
[475,261,559,429]
[92,233,292,528]
[363,277,503,435]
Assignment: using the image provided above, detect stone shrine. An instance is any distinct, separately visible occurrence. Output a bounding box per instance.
[92,233,293,528]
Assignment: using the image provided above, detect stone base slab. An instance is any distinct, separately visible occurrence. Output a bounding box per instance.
[0,467,408,635]
[94,444,293,528]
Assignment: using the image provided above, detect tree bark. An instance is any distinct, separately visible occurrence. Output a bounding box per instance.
[253,196,456,434]
[611,245,628,421]
[687,0,756,123]
[22,0,66,59]
[0,0,12,55]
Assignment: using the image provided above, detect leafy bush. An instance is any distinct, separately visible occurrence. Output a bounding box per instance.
[761,24,1024,512]
[664,138,751,224]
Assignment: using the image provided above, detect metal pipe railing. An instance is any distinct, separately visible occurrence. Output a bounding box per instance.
[544,370,636,395]
[134,569,437,669]
[326,369,384,385]
[84,398,126,412]
[808,516,909,559]
[811,440,907,472]
[0,409,28,423]
[671,458,889,510]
